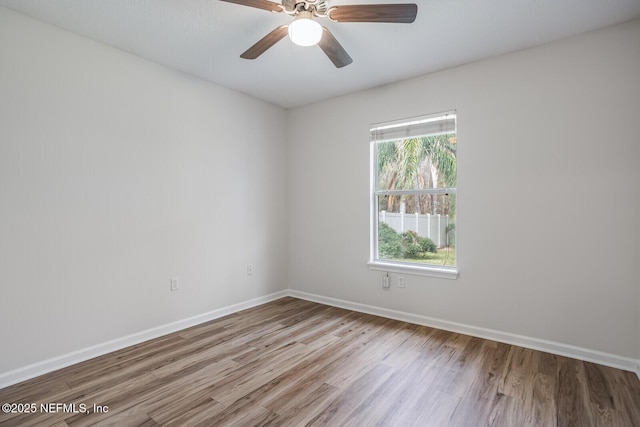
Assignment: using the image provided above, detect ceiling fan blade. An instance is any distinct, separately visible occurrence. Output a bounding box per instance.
[219,0,283,13]
[318,27,353,68]
[240,25,288,59]
[327,4,417,23]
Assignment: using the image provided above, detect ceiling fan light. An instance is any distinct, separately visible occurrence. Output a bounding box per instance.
[288,12,322,47]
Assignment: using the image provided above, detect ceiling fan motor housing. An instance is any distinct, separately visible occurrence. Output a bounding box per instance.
[282,0,329,16]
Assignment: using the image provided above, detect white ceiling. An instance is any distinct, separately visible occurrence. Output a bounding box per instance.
[1,0,639,108]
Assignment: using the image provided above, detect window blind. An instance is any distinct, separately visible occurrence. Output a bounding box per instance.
[371,112,456,141]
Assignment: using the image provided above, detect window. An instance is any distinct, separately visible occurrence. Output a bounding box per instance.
[369,111,457,278]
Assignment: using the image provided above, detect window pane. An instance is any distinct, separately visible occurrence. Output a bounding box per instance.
[376,134,457,191]
[377,194,456,267]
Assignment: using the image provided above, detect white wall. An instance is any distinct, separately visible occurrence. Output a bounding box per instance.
[287,20,640,360]
[0,7,287,374]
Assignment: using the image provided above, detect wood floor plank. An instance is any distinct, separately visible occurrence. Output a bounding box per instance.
[147,386,227,424]
[161,398,225,427]
[374,344,462,426]
[412,390,461,427]
[306,363,395,426]
[441,336,486,398]
[268,382,342,427]
[530,373,557,426]
[1,297,639,427]
[379,323,431,368]
[448,342,509,426]
[535,350,558,377]
[498,346,537,400]
[0,371,72,405]
[348,350,458,427]
[556,357,593,427]
[585,362,615,404]
[77,361,232,425]
[608,367,640,425]
[211,342,312,407]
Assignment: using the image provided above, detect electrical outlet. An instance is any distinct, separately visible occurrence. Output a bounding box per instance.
[381,273,390,289]
[170,277,180,291]
[398,276,405,288]
[247,265,254,276]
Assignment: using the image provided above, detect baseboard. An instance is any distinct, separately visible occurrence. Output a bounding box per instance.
[0,290,288,389]
[288,289,640,375]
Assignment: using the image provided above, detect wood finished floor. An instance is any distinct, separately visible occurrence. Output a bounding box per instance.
[1,297,639,426]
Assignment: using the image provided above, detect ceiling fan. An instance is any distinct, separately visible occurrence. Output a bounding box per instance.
[220,0,418,68]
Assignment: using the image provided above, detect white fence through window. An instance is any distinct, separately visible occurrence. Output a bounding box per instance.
[379,211,450,248]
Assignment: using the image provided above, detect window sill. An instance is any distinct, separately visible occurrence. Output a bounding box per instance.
[368,261,458,280]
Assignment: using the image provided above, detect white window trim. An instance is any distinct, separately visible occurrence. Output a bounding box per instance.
[367,260,458,279]
[368,111,458,280]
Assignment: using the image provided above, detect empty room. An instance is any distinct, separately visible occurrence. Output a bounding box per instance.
[1,0,639,425]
